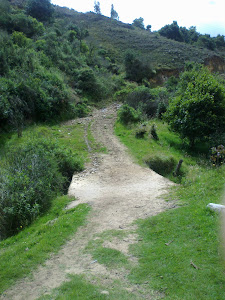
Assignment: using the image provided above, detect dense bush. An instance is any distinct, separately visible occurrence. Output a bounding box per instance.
[10,13,45,37]
[0,67,74,130]
[0,139,83,239]
[165,65,225,147]
[26,0,54,22]
[144,155,176,176]
[118,104,141,125]
[124,51,154,83]
[125,86,169,118]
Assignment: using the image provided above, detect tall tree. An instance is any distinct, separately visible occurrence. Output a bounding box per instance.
[94,1,101,14]
[110,4,119,20]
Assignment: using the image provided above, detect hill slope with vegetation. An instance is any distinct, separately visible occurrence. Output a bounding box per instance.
[1,0,225,298]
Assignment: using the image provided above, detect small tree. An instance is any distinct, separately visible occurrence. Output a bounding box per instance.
[8,96,27,138]
[165,65,225,147]
[132,17,145,30]
[146,25,151,32]
[68,23,89,51]
[158,21,183,42]
[26,0,53,22]
[110,4,119,20]
[94,1,101,14]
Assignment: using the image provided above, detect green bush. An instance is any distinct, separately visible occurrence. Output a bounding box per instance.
[0,143,63,238]
[77,68,102,100]
[10,13,44,37]
[124,51,154,83]
[118,104,141,125]
[12,31,31,47]
[0,139,83,239]
[73,100,90,118]
[0,68,74,126]
[26,0,54,22]
[135,125,147,138]
[165,65,225,147]
[125,86,169,118]
[150,124,159,141]
[144,154,176,176]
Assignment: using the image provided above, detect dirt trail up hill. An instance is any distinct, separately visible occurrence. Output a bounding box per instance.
[1,104,175,299]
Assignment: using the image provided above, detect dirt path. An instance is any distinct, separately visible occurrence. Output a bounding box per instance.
[1,104,175,299]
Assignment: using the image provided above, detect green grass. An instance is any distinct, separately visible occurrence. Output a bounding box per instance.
[0,196,90,295]
[129,166,225,299]
[115,120,199,183]
[86,230,130,269]
[39,274,138,300]
[0,122,89,160]
[115,119,225,299]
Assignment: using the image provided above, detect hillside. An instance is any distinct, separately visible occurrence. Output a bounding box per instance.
[54,6,225,76]
[1,1,225,299]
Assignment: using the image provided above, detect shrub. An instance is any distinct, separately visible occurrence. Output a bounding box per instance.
[73,100,90,118]
[135,125,147,138]
[77,68,102,100]
[0,139,83,239]
[124,51,154,83]
[12,31,31,47]
[150,124,159,141]
[118,104,141,125]
[0,143,63,238]
[0,68,74,125]
[165,65,225,147]
[10,13,44,37]
[210,145,225,166]
[144,155,176,176]
[125,86,169,118]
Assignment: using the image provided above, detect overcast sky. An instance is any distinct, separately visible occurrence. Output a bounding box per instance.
[51,0,225,36]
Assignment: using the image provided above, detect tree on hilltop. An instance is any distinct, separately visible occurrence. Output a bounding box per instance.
[159,21,183,42]
[146,25,151,32]
[132,17,145,29]
[94,1,101,14]
[111,4,119,20]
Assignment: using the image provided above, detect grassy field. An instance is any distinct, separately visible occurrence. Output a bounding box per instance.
[115,120,225,299]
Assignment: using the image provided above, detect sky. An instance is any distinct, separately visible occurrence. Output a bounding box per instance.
[51,0,225,36]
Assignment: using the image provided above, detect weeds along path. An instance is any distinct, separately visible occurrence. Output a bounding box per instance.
[1,104,175,300]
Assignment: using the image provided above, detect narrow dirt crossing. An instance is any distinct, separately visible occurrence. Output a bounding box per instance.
[1,104,175,299]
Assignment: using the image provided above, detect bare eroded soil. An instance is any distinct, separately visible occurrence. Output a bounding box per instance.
[1,104,175,299]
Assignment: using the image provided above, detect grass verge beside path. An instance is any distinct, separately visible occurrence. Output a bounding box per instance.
[115,120,225,299]
[0,197,90,295]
